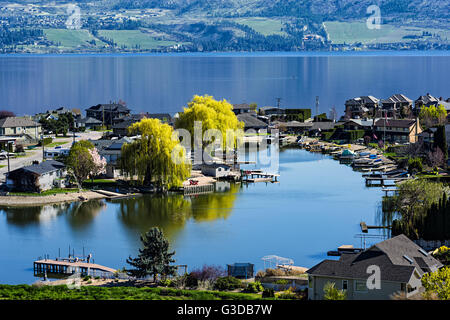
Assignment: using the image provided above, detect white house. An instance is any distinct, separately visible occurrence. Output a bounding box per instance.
[201,163,231,178]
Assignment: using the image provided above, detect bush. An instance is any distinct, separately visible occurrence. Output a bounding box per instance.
[245,281,263,293]
[213,276,242,291]
[408,157,423,173]
[40,137,53,146]
[262,288,275,298]
[277,287,299,300]
[83,275,91,282]
[159,279,174,287]
[185,273,199,288]
[265,268,285,277]
[274,279,289,285]
[189,265,227,282]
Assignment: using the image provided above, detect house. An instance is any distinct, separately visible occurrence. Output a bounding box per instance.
[273,121,312,134]
[5,160,67,192]
[75,116,102,130]
[112,113,173,136]
[259,107,285,117]
[232,103,256,115]
[86,103,131,126]
[343,119,375,131]
[44,148,70,159]
[381,94,413,118]
[0,117,42,142]
[307,234,443,300]
[201,163,231,178]
[90,137,133,178]
[373,118,422,143]
[344,96,379,119]
[237,113,268,132]
[414,94,439,115]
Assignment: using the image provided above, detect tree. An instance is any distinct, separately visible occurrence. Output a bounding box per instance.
[323,282,346,300]
[433,125,448,162]
[419,105,447,128]
[120,118,191,188]
[175,95,244,151]
[426,147,444,170]
[66,140,105,189]
[126,227,176,282]
[421,267,450,300]
[0,110,15,119]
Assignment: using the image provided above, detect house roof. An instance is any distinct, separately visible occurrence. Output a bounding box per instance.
[77,117,102,124]
[374,119,416,128]
[382,94,413,105]
[307,235,442,283]
[87,103,130,113]
[415,94,438,105]
[344,119,374,127]
[233,103,251,110]
[8,160,65,176]
[0,117,40,128]
[237,113,268,129]
[311,122,338,131]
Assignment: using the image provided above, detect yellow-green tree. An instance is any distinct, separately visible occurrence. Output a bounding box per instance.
[175,95,244,151]
[422,267,450,300]
[419,105,447,128]
[120,118,191,189]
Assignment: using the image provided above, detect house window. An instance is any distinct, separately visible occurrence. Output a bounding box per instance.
[355,280,367,292]
[342,280,348,290]
[400,283,406,292]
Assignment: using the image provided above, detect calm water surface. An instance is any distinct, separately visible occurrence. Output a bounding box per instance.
[0,52,449,116]
[0,148,385,284]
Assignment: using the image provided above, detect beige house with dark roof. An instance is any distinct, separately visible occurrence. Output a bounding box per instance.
[307,235,443,300]
[0,117,42,142]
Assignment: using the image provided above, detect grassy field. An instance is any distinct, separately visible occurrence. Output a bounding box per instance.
[45,141,69,148]
[324,21,450,44]
[0,284,265,300]
[44,29,102,48]
[234,17,286,36]
[98,30,177,50]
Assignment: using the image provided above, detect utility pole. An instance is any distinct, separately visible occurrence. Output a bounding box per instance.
[276,97,282,109]
[42,135,45,162]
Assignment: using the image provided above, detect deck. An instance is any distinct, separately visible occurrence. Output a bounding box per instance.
[34,259,116,276]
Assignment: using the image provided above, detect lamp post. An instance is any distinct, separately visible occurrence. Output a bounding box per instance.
[41,134,45,162]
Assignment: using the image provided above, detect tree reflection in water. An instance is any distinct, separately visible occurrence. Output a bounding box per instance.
[117,182,241,239]
[65,200,107,229]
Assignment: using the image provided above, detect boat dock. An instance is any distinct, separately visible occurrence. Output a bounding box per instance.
[360,221,390,233]
[183,183,215,196]
[242,170,280,183]
[33,258,116,277]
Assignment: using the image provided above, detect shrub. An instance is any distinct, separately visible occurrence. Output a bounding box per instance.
[255,270,266,279]
[185,273,198,288]
[265,268,285,277]
[159,279,174,287]
[40,137,53,146]
[408,157,423,173]
[262,288,275,298]
[213,276,242,291]
[189,264,227,282]
[83,275,91,282]
[274,279,289,285]
[323,282,346,300]
[278,287,298,300]
[245,281,263,293]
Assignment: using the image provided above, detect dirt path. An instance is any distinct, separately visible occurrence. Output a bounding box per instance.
[0,191,107,207]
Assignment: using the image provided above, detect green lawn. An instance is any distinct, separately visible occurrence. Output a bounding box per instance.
[8,188,80,197]
[98,30,177,49]
[45,141,69,148]
[234,17,286,36]
[0,284,265,300]
[44,29,102,48]
[324,21,450,44]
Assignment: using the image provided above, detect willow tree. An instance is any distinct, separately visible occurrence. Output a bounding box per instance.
[175,95,245,154]
[120,118,191,188]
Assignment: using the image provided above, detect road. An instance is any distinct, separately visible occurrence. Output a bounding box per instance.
[0,131,104,182]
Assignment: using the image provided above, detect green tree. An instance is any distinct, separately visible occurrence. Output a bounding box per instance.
[419,105,447,128]
[120,118,191,188]
[126,227,177,282]
[422,267,450,300]
[66,140,95,189]
[175,95,244,151]
[323,282,346,300]
[434,125,448,162]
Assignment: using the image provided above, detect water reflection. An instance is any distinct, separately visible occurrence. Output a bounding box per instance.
[2,204,69,226]
[117,182,241,238]
[65,200,107,229]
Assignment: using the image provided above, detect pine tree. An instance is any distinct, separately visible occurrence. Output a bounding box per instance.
[126,227,177,281]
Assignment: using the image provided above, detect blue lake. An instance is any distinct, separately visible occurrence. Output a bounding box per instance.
[0,148,386,284]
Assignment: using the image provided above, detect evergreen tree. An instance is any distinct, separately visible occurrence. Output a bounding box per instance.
[434,125,448,162]
[126,227,177,281]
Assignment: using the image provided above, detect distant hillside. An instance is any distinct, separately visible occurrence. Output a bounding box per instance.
[108,0,450,19]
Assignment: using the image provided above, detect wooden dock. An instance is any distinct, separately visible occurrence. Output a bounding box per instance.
[360,221,390,233]
[242,170,280,183]
[33,259,116,277]
[183,183,215,196]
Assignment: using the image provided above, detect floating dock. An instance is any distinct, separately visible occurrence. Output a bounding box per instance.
[33,259,116,277]
[242,170,279,183]
[183,183,215,196]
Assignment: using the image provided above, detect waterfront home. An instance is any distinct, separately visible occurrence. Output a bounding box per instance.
[75,116,102,130]
[344,96,379,119]
[373,118,422,143]
[5,160,67,192]
[44,148,70,159]
[112,113,173,136]
[201,163,232,178]
[237,113,268,132]
[273,120,312,134]
[86,103,131,126]
[232,103,256,115]
[343,119,376,131]
[0,117,42,143]
[90,137,132,178]
[307,234,443,300]
[414,94,439,115]
[381,94,413,119]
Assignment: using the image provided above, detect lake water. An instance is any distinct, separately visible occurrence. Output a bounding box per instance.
[0,147,386,284]
[0,51,449,117]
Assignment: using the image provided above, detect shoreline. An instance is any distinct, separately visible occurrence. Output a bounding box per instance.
[0,191,108,207]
